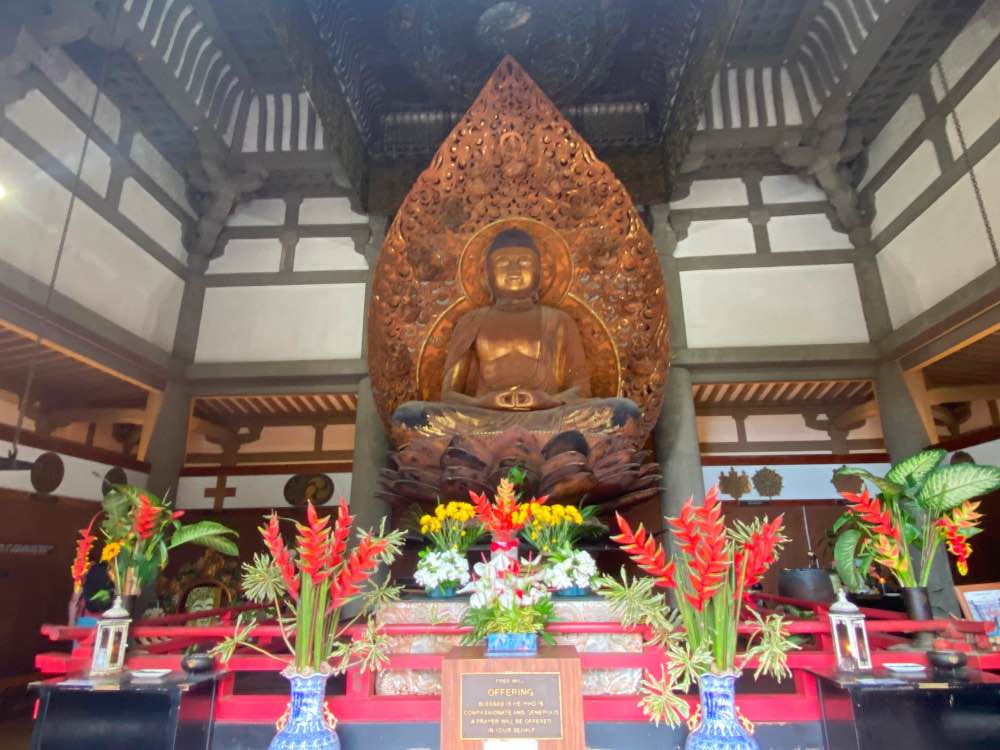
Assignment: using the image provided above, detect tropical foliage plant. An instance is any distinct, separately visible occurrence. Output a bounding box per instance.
[71,485,238,602]
[599,487,796,726]
[212,501,404,675]
[832,450,1000,591]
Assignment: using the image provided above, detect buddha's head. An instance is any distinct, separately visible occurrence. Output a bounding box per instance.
[486,228,541,302]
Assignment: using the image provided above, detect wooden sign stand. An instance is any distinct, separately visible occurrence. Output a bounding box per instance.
[441,645,585,750]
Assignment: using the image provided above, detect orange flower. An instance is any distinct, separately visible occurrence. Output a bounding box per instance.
[937,517,973,577]
[842,488,900,541]
[70,514,100,593]
[872,534,908,574]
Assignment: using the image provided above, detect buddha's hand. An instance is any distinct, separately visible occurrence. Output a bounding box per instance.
[490,388,562,411]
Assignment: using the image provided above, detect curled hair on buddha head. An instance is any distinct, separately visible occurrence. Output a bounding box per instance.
[485,228,542,300]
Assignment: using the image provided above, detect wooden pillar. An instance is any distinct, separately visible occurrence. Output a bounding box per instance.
[655,364,705,520]
[144,381,192,500]
[349,376,389,530]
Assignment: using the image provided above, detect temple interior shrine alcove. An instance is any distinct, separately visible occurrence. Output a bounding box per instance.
[2,0,1000,748]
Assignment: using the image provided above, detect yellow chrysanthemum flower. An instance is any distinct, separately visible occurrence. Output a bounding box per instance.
[100,542,122,562]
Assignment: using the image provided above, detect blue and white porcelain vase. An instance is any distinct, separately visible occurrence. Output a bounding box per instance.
[486,632,538,657]
[685,673,758,750]
[270,672,340,750]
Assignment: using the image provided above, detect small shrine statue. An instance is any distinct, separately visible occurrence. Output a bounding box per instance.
[392,228,641,440]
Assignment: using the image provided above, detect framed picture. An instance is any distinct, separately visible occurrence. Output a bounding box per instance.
[955,583,1000,639]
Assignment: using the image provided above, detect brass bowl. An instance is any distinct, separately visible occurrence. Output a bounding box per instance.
[927,650,967,671]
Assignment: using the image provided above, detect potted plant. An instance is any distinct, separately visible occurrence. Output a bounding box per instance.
[71,485,239,618]
[520,502,601,595]
[212,501,403,750]
[601,487,796,750]
[832,450,1000,619]
[460,552,554,657]
[414,501,483,597]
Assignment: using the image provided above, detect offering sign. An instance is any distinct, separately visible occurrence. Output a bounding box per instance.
[460,673,563,740]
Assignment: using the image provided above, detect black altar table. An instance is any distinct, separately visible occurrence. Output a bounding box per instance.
[29,670,221,750]
[810,666,1000,750]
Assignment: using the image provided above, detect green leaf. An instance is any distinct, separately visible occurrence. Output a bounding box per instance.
[834,529,864,592]
[168,520,239,553]
[917,464,1000,513]
[831,512,854,533]
[833,467,903,498]
[886,450,945,488]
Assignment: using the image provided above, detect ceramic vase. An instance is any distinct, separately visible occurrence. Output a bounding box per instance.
[427,584,457,599]
[270,672,340,750]
[554,585,589,597]
[486,633,538,657]
[901,586,932,620]
[685,673,758,750]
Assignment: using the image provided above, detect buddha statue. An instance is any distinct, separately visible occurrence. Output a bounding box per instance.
[392,228,641,441]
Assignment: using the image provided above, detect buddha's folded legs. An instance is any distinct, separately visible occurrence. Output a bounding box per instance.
[391,398,641,441]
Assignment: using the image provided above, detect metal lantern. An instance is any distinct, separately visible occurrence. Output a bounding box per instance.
[90,596,131,675]
[829,589,872,673]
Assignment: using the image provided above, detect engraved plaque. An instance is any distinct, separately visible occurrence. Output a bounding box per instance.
[460,673,563,741]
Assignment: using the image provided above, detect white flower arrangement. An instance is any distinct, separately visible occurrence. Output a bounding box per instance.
[543,549,597,591]
[414,548,471,591]
[462,554,549,609]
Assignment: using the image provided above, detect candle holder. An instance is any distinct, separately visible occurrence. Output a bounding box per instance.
[829,589,872,673]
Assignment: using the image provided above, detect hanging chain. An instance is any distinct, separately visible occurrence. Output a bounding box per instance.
[8,2,125,462]
[934,59,999,265]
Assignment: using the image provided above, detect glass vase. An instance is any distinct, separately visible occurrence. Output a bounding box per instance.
[270,672,340,750]
[685,672,759,750]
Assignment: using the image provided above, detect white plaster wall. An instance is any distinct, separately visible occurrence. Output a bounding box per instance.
[697,415,739,443]
[299,197,367,225]
[702,462,891,501]
[760,174,826,203]
[227,198,286,226]
[961,438,1000,467]
[878,141,1000,328]
[675,218,756,257]
[767,214,853,252]
[670,178,749,208]
[56,201,185,351]
[0,136,70,280]
[176,472,354,510]
[871,140,940,236]
[859,94,924,190]
[294,237,369,271]
[744,414,823,442]
[208,239,283,274]
[130,133,196,217]
[119,177,186,262]
[195,284,366,361]
[680,265,870,347]
[5,90,111,196]
[942,56,1000,157]
[0,439,147,502]
[930,0,1000,101]
[323,423,356,451]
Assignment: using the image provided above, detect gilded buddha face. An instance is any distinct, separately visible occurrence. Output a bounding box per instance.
[486,229,541,301]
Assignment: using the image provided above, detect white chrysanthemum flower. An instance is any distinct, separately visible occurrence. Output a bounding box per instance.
[415,549,471,591]
[543,550,597,590]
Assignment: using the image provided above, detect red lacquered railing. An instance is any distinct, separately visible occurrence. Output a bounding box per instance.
[36,595,1000,725]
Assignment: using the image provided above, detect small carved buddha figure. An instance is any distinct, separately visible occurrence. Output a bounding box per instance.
[392,228,640,440]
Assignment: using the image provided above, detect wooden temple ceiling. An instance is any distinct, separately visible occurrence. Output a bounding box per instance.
[39,0,986,211]
[923,332,1000,389]
[692,379,874,413]
[192,393,358,429]
[0,321,149,413]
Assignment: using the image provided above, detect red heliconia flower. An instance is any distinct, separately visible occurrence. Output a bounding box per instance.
[470,480,545,542]
[132,493,160,540]
[734,515,786,593]
[327,499,353,570]
[296,501,332,584]
[172,510,185,520]
[70,514,100,593]
[668,488,728,612]
[841,488,900,541]
[260,511,299,600]
[937,517,973,576]
[612,513,676,589]
[329,533,387,609]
